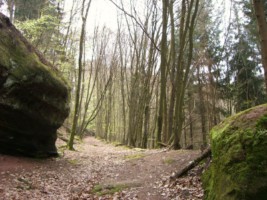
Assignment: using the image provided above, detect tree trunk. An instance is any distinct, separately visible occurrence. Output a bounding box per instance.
[197,66,207,147]
[157,0,169,146]
[253,0,267,93]
[167,0,176,144]
[207,63,217,129]
[173,0,199,149]
[68,0,91,150]
[172,0,189,150]
[188,89,194,148]
[118,27,127,144]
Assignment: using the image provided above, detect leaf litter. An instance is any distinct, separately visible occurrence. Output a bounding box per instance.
[0,136,205,199]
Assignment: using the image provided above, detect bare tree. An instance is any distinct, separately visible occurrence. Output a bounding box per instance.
[172,0,200,149]
[157,0,169,146]
[68,0,92,150]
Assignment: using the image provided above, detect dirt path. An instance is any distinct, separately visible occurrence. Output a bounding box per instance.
[0,136,204,200]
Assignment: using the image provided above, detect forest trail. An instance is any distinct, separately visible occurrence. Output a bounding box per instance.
[0,136,204,200]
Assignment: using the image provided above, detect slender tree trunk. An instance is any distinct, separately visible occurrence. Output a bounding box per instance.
[173,0,199,149]
[68,0,92,150]
[173,0,187,149]
[119,47,127,144]
[197,66,207,147]
[208,63,217,128]
[183,108,187,147]
[142,105,150,148]
[253,0,267,93]
[188,90,194,147]
[96,75,104,138]
[77,45,86,133]
[157,0,169,146]
[105,65,113,141]
[117,23,128,144]
[167,0,176,143]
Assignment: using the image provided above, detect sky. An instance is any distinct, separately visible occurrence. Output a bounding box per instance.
[0,0,119,30]
[0,0,233,45]
[0,0,232,33]
[0,1,8,16]
[62,0,233,38]
[63,0,118,32]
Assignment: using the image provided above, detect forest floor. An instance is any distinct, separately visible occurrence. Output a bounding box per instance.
[0,134,205,200]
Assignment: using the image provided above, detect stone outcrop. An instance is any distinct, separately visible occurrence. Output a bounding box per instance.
[0,13,70,157]
[203,104,267,200]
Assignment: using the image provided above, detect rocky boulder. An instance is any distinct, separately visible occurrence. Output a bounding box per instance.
[0,13,70,157]
[203,104,267,200]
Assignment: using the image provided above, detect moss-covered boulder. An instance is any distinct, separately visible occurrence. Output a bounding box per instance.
[203,104,267,200]
[0,13,70,157]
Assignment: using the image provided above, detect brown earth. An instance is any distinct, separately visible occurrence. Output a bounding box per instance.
[0,136,204,200]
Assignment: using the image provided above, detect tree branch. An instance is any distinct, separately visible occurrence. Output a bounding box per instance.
[108,0,160,52]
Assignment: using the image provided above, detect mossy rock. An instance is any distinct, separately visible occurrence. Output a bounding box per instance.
[0,13,70,157]
[203,104,267,200]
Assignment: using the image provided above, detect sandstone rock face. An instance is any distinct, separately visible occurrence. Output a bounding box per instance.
[203,104,267,200]
[0,13,70,157]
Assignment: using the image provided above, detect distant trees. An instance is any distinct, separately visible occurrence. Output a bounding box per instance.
[4,0,266,150]
[4,0,61,24]
[220,0,266,113]
[229,35,266,112]
[157,0,202,149]
[98,0,161,147]
[172,0,200,149]
[7,0,65,67]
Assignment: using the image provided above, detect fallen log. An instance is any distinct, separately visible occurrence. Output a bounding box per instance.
[170,147,211,180]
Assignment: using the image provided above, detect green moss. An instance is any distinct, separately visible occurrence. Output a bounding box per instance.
[203,104,267,200]
[163,158,175,164]
[124,153,145,160]
[68,159,79,165]
[256,114,267,129]
[0,20,70,126]
[91,183,128,196]
[0,19,70,97]
[91,184,103,193]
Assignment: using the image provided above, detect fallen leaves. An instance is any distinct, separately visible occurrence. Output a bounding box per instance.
[156,166,204,200]
[0,137,204,199]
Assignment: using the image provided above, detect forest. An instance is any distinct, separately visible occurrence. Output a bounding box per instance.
[0,0,266,150]
[0,0,267,199]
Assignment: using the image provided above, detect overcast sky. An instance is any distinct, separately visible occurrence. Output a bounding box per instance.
[0,0,233,44]
[63,0,119,32]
